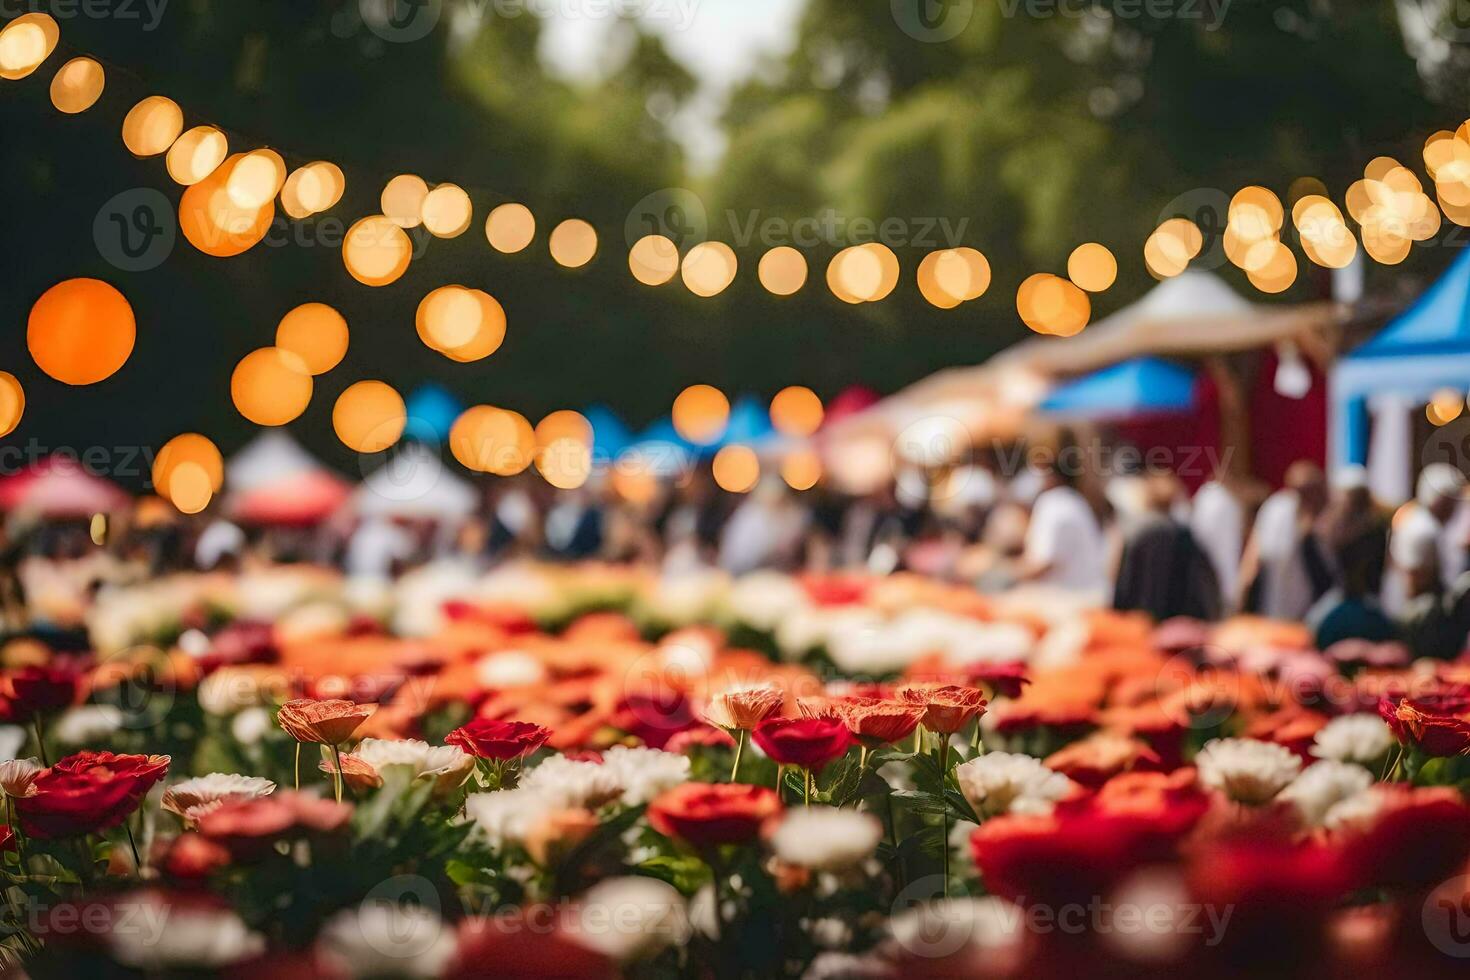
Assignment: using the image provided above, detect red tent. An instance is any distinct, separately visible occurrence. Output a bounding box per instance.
[0,457,130,517]
[225,432,351,526]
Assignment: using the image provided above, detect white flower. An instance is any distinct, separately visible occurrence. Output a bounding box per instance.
[352,738,473,786]
[566,876,690,962]
[1194,738,1302,805]
[954,752,1073,818]
[52,704,125,745]
[465,789,556,848]
[231,707,273,745]
[0,758,42,798]
[197,668,277,716]
[597,746,690,805]
[520,756,625,810]
[886,897,1027,961]
[317,901,456,979]
[161,773,277,824]
[1311,714,1394,766]
[726,572,810,631]
[1278,760,1374,827]
[474,650,548,689]
[107,893,264,969]
[802,952,895,980]
[770,808,883,872]
[1321,787,1387,831]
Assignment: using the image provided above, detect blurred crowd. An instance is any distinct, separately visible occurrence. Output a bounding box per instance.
[4,444,1470,661]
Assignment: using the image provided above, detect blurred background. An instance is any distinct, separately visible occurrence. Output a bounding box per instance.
[1,0,1465,480]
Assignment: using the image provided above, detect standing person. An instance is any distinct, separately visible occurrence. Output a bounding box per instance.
[1017,459,1107,593]
[1317,465,1389,596]
[1384,463,1467,617]
[1237,460,1330,621]
[1112,473,1221,621]
[1190,477,1247,613]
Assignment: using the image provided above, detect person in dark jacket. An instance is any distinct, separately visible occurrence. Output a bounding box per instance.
[1113,473,1221,621]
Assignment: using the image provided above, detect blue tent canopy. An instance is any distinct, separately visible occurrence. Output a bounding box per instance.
[583,404,633,463]
[1331,248,1470,467]
[622,416,694,476]
[1039,357,1197,418]
[714,395,776,450]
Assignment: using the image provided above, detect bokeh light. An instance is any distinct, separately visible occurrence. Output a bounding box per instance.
[780,449,822,491]
[282,162,344,218]
[0,13,58,80]
[712,445,760,493]
[275,303,349,375]
[451,405,535,475]
[1428,389,1464,426]
[230,347,313,426]
[153,433,224,500]
[382,174,429,228]
[179,154,274,257]
[343,215,413,287]
[226,149,287,210]
[416,285,506,360]
[122,95,183,157]
[333,380,406,453]
[550,219,598,268]
[48,57,104,113]
[628,234,680,286]
[535,410,593,450]
[421,183,473,238]
[0,372,24,438]
[486,203,536,253]
[167,462,214,515]
[770,386,824,437]
[681,242,738,297]
[536,437,592,490]
[1067,243,1117,292]
[672,384,730,444]
[1016,273,1090,337]
[758,247,808,296]
[27,278,135,385]
[166,126,229,186]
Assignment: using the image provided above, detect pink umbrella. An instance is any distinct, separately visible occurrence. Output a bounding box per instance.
[0,457,130,518]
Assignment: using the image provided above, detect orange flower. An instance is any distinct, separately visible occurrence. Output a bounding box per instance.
[839,698,927,748]
[896,683,987,734]
[276,698,373,746]
[523,808,601,865]
[1043,731,1162,789]
[703,685,784,731]
[318,753,383,793]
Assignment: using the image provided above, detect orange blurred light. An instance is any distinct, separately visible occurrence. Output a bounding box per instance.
[333,380,406,453]
[27,278,135,385]
[672,384,730,444]
[712,445,760,493]
[769,386,824,437]
[49,56,104,113]
[230,347,313,426]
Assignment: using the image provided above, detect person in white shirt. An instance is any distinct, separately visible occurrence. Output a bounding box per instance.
[1237,461,1329,621]
[1018,464,1106,593]
[1190,479,1245,611]
[1384,463,1468,616]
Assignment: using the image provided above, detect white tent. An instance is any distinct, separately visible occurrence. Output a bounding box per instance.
[227,431,331,493]
[352,443,478,520]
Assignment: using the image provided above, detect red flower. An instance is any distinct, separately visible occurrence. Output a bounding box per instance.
[197,791,353,861]
[1339,786,1470,892]
[895,683,987,734]
[448,914,613,979]
[1378,685,1470,757]
[1043,731,1163,790]
[839,698,927,748]
[647,782,781,846]
[3,664,81,719]
[154,832,231,882]
[276,698,374,746]
[15,751,170,839]
[445,719,552,760]
[0,825,13,853]
[752,717,852,772]
[665,725,738,754]
[961,661,1030,699]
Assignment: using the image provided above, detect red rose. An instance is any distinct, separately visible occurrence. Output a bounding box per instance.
[1339,786,1470,891]
[197,791,353,861]
[445,719,552,760]
[15,751,170,839]
[1378,685,1470,757]
[751,717,852,772]
[154,832,232,882]
[448,914,613,979]
[3,664,81,719]
[647,782,781,846]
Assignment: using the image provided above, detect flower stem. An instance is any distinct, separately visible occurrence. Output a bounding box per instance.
[730,730,746,783]
[803,769,811,806]
[293,743,301,791]
[124,820,143,876]
[31,717,47,767]
[330,744,344,804]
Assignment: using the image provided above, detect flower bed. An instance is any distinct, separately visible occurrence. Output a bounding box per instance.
[1,563,1468,976]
